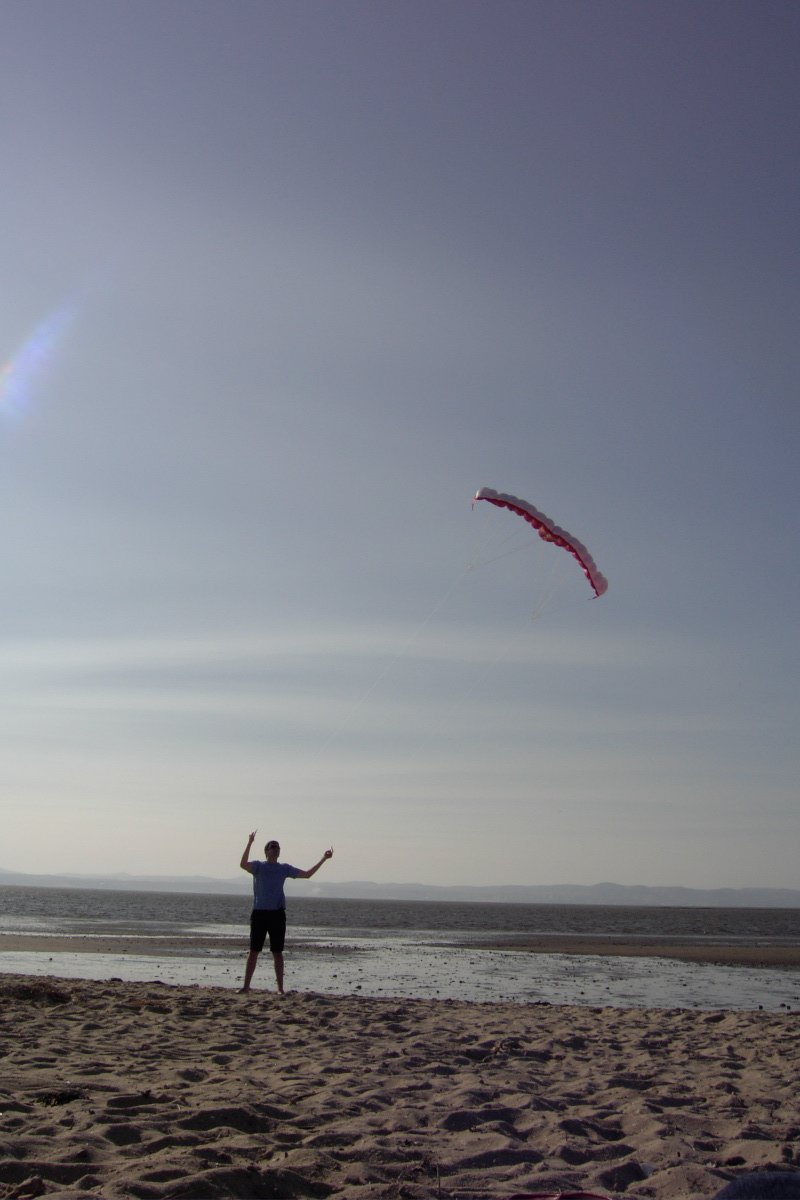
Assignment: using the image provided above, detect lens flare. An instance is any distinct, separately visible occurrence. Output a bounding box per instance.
[0,302,77,418]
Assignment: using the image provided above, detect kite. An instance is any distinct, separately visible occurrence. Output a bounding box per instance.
[472,487,608,598]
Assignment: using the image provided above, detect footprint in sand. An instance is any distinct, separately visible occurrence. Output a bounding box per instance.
[100,1122,142,1146]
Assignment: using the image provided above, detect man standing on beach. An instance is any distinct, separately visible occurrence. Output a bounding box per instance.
[239,831,333,995]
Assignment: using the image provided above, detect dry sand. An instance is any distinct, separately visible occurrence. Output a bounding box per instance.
[1,973,798,1200]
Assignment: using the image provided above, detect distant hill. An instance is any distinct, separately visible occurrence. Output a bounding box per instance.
[307,880,800,909]
[0,867,250,895]
[1,867,799,907]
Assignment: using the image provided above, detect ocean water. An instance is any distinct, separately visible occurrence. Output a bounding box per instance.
[1,886,799,1011]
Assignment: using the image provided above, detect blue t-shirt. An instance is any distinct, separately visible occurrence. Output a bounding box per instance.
[250,861,301,910]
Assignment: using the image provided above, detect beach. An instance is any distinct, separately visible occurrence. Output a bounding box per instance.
[2,971,798,1200]
[2,924,800,1012]
[3,932,800,970]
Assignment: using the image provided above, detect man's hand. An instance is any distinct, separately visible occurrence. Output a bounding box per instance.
[240,831,258,874]
[298,847,334,880]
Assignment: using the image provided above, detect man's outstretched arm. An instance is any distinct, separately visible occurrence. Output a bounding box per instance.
[240,830,257,874]
[297,848,334,879]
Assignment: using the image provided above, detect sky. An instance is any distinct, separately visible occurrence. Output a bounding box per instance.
[1,0,798,890]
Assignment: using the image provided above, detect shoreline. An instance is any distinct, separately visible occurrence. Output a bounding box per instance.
[451,935,800,970]
[2,972,799,1199]
[3,930,800,969]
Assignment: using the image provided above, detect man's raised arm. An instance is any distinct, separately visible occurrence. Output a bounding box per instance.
[297,847,334,880]
[240,830,257,874]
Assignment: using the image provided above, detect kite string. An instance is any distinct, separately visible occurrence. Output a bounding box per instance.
[311,565,470,760]
[464,523,529,572]
[411,556,595,746]
[310,514,595,765]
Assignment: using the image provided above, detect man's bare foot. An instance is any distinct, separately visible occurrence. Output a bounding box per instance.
[238,987,250,993]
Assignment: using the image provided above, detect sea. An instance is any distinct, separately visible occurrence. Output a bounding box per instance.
[1,886,799,1012]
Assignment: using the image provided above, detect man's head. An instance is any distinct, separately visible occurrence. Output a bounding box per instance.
[264,839,280,861]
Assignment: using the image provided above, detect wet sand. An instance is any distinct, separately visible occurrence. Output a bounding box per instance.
[453,935,800,971]
[1,973,798,1199]
[0,934,234,958]
[3,932,800,969]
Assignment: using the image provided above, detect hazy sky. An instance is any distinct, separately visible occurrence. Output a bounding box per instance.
[2,1,797,889]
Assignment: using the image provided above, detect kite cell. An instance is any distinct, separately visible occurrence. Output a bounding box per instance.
[472,487,608,598]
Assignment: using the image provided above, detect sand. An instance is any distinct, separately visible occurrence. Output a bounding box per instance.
[0,934,799,970]
[445,938,800,971]
[1,974,798,1200]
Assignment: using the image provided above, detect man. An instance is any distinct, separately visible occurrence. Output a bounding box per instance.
[239,831,333,995]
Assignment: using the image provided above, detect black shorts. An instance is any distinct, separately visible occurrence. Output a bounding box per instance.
[250,909,287,954]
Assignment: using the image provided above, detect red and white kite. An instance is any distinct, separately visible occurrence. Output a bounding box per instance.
[473,488,608,598]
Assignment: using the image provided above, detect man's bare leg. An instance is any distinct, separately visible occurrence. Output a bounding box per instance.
[240,949,259,992]
[272,951,285,995]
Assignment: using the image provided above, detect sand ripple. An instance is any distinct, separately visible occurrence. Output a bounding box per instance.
[1,976,798,1198]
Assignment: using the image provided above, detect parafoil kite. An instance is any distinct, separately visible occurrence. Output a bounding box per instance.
[472,487,608,598]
